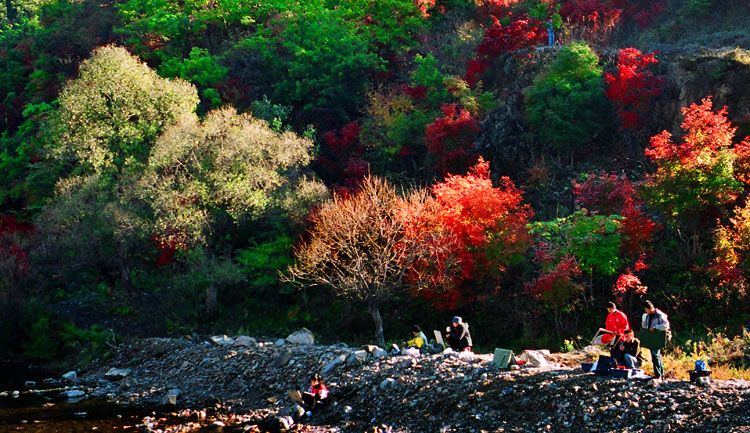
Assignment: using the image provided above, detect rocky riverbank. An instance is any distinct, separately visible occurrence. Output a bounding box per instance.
[66,332,750,433]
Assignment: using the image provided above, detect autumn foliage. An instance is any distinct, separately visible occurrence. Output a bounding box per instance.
[605,48,664,130]
[645,97,749,229]
[573,172,659,260]
[424,104,481,176]
[404,157,533,308]
[317,122,369,195]
[0,215,34,282]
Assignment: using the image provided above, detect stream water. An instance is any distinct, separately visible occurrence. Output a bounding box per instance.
[0,361,201,433]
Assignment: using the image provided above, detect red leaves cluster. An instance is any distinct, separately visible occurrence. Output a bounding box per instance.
[573,172,659,262]
[476,15,546,58]
[525,255,583,308]
[464,13,544,88]
[404,157,533,309]
[605,48,664,130]
[317,121,368,195]
[397,84,428,100]
[424,104,481,176]
[559,0,621,40]
[613,273,647,295]
[0,215,34,278]
[611,0,665,28]
[647,97,747,166]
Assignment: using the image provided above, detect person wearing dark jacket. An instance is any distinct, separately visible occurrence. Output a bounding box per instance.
[610,329,643,369]
[445,316,472,352]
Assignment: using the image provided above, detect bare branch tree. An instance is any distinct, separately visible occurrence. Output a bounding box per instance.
[284,176,435,347]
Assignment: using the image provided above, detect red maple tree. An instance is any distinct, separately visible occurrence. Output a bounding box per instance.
[605,48,664,130]
[404,157,533,309]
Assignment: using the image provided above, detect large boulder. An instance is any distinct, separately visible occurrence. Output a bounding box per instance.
[286,328,315,345]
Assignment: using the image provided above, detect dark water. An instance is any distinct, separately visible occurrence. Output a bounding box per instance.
[0,362,198,433]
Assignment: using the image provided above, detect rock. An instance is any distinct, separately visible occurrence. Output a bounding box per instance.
[273,350,293,368]
[519,350,548,367]
[210,335,234,345]
[234,336,258,347]
[24,381,36,388]
[458,351,476,360]
[347,350,369,365]
[164,389,180,405]
[322,354,346,375]
[104,368,131,381]
[380,378,396,390]
[274,339,287,347]
[286,328,315,345]
[371,347,388,358]
[697,376,712,387]
[11,391,20,398]
[62,371,78,382]
[279,404,305,419]
[64,390,86,398]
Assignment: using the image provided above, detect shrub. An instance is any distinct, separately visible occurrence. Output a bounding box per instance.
[524,42,607,153]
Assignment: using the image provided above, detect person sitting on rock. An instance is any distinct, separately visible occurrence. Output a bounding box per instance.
[290,373,329,414]
[445,316,472,352]
[391,325,427,356]
[610,328,643,369]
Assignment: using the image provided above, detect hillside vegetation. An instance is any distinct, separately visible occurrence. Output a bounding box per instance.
[1,0,750,369]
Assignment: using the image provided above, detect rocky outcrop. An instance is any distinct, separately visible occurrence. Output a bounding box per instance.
[658,47,750,133]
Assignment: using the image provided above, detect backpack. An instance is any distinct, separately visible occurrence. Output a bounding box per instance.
[594,355,616,376]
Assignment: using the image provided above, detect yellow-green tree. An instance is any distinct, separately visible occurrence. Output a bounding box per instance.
[142,107,327,316]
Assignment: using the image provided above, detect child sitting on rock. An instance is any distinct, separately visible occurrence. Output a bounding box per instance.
[290,373,328,415]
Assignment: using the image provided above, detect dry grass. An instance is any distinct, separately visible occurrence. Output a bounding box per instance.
[660,332,750,380]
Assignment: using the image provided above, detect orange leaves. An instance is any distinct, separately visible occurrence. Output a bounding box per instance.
[646,97,739,167]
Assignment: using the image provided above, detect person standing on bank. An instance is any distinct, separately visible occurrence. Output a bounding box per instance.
[546,19,555,47]
[605,301,630,338]
[445,316,472,352]
[641,300,670,379]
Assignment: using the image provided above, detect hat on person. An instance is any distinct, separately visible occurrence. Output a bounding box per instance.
[451,316,462,324]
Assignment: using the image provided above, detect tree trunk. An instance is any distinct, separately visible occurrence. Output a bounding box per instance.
[205,279,218,319]
[368,302,385,348]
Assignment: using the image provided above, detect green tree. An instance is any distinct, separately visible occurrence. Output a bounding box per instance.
[142,107,327,316]
[30,174,151,292]
[524,42,607,154]
[45,45,198,176]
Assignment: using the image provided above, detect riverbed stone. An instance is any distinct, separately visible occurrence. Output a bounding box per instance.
[62,371,78,382]
[210,335,234,345]
[286,328,315,345]
[322,354,346,375]
[234,336,257,347]
[104,368,131,381]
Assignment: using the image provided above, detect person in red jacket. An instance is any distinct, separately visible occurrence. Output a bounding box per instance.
[301,374,328,411]
[290,373,329,415]
[605,302,630,338]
